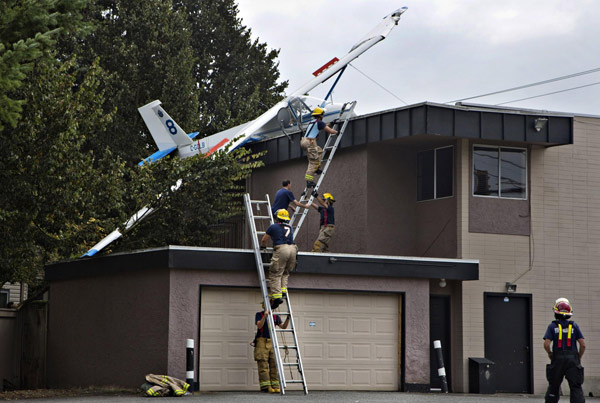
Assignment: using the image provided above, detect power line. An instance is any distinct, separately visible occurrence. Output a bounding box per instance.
[445,66,600,104]
[349,63,408,105]
[496,81,600,106]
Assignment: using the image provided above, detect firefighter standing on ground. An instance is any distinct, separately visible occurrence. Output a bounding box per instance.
[300,107,337,188]
[310,192,335,252]
[254,304,289,393]
[261,209,297,309]
[543,297,586,403]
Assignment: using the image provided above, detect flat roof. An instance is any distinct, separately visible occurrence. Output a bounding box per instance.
[249,101,573,166]
[45,245,479,282]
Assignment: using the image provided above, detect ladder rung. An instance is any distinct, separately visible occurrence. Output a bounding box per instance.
[279,345,297,349]
[254,215,271,219]
[276,329,294,332]
[251,200,269,204]
[286,380,304,384]
[256,231,266,235]
[263,263,271,267]
[282,363,299,366]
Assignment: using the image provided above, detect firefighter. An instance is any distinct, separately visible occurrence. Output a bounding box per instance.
[260,209,297,309]
[254,304,289,393]
[543,297,586,403]
[310,191,336,252]
[300,107,337,188]
[271,179,310,217]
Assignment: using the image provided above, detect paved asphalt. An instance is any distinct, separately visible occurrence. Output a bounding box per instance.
[7,392,600,402]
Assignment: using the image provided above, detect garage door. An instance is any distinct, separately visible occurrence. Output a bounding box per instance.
[199,287,399,391]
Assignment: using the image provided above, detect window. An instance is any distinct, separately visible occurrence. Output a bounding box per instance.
[417,146,454,201]
[473,146,527,199]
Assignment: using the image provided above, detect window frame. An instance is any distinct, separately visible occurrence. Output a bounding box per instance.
[417,145,454,202]
[472,144,528,200]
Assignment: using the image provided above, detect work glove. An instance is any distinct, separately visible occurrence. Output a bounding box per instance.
[312,190,318,197]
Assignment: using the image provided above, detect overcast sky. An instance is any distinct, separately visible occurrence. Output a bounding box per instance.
[235,0,600,117]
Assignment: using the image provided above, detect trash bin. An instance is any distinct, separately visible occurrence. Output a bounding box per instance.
[469,357,496,394]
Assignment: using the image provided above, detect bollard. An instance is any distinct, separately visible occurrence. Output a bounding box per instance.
[433,340,448,393]
[186,339,194,392]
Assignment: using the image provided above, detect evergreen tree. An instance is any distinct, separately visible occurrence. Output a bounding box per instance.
[67,0,200,165]
[176,0,288,134]
[0,57,127,287]
[0,0,89,132]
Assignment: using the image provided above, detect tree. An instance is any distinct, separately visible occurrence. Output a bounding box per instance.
[65,0,200,165]
[0,0,89,132]
[114,146,264,252]
[176,0,287,133]
[0,57,127,287]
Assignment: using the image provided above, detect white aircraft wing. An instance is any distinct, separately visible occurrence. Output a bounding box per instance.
[224,7,408,152]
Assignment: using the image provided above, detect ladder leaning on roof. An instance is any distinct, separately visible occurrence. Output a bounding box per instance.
[243,193,308,395]
[288,101,357,239]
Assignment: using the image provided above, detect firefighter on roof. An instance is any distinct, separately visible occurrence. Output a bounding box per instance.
[310,191,336,252]
[543,297,586,403]
[300,107,338,189]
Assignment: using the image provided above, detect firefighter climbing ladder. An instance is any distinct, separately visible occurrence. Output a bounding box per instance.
[288,101,357,239]
[243,193,308,395]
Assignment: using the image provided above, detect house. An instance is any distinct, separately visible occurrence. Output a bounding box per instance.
[44,101,599,395]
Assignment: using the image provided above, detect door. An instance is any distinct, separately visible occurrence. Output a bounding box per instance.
[430,295,451,391]
[199,287,400,391]
[484,293,532,393]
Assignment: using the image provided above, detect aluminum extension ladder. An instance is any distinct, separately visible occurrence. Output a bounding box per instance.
[288,101,357,239]
[243,193,308,395]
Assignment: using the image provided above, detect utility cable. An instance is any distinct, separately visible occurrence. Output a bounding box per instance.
[349,63,408,105]
[496,81,600,106]
[446,66,600,104]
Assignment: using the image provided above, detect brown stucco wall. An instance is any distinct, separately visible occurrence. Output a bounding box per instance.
[250,147,368,254]
[47,268,170,388]
[366,142,416,256]
[47,262,431,389]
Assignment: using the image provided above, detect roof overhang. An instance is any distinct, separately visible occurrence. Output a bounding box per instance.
[45,246,478,282]
[250,101,573,166]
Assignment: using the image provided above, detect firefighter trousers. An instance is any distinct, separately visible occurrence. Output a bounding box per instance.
[313,225,335,252]
[545,353,585,403]
[254,337,279,391]
[268,244,297,299]
[300,137,323,182]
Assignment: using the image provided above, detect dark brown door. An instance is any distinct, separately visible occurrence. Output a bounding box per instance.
[484,293,532,393]
[430,295,451,391]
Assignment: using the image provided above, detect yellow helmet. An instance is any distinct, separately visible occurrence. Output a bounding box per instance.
[276,209,290,221]
[311,107,325,116]
[323,193,335,202]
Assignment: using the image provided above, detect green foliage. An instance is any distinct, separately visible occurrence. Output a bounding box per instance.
[1,0,284,287]
[0,0,89,131]
[176,0,287,133]
[115,146,265,251]
[67,0,200,164]
[0,57,125,286]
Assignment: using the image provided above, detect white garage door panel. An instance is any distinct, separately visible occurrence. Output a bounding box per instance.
[199,288,399,391]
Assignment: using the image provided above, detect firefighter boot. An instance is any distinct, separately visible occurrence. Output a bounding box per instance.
[312,240,324,252]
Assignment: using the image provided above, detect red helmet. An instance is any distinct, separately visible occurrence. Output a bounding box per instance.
[553,298,573,316]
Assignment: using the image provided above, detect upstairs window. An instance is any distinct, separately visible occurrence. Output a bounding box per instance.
[473,145,527,199]
[417,146,454,201]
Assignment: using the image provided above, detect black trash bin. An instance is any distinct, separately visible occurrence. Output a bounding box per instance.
[469,357,496,394]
